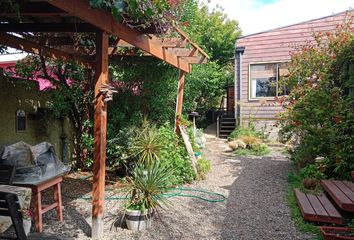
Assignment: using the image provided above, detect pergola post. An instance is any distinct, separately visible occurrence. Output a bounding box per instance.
[92,31,108,239]
[175,70,186,131]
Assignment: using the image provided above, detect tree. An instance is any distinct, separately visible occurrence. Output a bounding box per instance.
[108,1,241,126]
[13,56,94,169]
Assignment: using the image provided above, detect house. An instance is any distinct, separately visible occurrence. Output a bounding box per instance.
[225,10,354,140]
[0,52,74,162]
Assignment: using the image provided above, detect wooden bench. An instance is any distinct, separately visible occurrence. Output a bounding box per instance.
[0,192,27,240]
[294,189,343,224]
[351,171,354,180]
[321,180,354,212]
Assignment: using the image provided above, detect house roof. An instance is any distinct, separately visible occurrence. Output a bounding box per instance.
[237,10,352,40]
[0,52,27,64]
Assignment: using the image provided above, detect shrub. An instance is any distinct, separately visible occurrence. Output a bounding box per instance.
[228,126,265,141]
[228,126,270,156]
[279,16,354,178]
[106,126,136,170]
[197,158,211,180]
[158,124,196,185]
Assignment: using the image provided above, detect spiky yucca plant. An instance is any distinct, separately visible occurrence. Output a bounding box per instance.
[129,121,162,166]
[125,161,173,211]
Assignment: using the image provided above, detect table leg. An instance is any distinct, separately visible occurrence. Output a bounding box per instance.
[33,190,42,233]
[53,182,63,222]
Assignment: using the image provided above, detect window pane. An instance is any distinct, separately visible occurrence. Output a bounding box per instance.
[278,62,291,95]
[250,64,276,98]
[16,109,26,131]
[17,117,26,131]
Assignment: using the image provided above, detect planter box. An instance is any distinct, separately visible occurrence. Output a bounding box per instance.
[320,226,354,240]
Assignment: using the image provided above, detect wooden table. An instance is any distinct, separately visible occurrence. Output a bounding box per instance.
[0,185,32,233]
[14,175,63,233]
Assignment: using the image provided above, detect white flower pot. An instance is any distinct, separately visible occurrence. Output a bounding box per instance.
[23,219,31,236]
[125,208,154,231]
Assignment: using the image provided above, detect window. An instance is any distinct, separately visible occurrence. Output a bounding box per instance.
[16,109,26,132]
[250,62,290,99]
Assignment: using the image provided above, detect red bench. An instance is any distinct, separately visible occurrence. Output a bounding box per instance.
[294,189,343,224]
[321,180,354,212]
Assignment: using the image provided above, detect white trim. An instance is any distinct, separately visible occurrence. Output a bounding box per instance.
[0,52,27,64]
[248,61,290,101]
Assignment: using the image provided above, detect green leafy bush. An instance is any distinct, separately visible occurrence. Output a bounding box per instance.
[158,124,196,185]
[279,17,354,178]
[228,126,265,141]
[197,158,211,180]
[229,126,270,156]
[106,126,136,170]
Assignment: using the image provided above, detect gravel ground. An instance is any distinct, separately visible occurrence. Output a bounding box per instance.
[25,125,314,240]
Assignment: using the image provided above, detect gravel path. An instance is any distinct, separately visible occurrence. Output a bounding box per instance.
[28,124,314,240]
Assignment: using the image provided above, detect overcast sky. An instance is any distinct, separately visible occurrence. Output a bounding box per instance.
[204,0,354,35]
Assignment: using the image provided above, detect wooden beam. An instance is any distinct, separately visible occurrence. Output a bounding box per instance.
[0,23,97,32]
[180,56,207,64]
[0,32,93,67]
[43,0,191,73]
[161,38,187,48]
[167,48,196,57]
[174,27,210,60]
[92,31,108,239]
[175,70,186,131]
[0,2,67,17]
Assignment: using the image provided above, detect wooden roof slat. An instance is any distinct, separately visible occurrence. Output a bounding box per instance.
[0,32,93,67]
[174,27,209,60]
[1,2,67,17]
[180,56,206,64]
[166,48,196,57]
[161,38,187,48]
[43,0,191,73]
[0,23,98,32]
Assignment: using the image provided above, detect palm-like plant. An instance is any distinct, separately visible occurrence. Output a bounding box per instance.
[125,161,173,211]
[129,121,162,166]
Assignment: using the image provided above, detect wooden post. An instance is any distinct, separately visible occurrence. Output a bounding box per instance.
[92,31,108,239]
[175,70,186,131]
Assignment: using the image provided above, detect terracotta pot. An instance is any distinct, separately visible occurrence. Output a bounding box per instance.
[320,226,354,240]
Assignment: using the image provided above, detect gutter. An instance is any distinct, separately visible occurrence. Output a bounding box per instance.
[235,46,245,125]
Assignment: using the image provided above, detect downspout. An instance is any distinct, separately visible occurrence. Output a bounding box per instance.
[235,46,245,126]
[234,50,238,121]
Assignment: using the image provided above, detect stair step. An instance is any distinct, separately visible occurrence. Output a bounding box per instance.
[222,118,235,121]
[220,126,235,129]
[220,130,234,134]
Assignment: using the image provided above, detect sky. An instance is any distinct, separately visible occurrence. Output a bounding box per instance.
[204,0,354,35]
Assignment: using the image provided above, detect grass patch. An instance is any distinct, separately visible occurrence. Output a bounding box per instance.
[287,171,322,239]
[234,147,270,156]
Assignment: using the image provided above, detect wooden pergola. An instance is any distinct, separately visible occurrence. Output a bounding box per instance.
[0,0,208,238]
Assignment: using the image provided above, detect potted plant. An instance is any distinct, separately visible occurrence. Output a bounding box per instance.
[320,226,354,240]
[21,209,32,236]
[124,160,173,231]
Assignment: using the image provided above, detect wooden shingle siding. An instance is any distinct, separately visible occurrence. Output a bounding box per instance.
[235,11,353,122]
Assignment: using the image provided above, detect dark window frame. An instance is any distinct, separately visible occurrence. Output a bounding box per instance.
[16,109,26,132]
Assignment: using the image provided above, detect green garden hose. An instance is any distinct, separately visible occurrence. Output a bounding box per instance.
[68,187,226,203]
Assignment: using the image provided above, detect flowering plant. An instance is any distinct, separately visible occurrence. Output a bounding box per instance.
[21,209,32,220]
